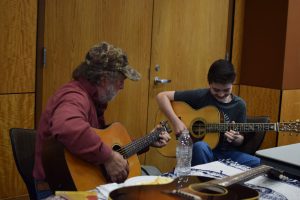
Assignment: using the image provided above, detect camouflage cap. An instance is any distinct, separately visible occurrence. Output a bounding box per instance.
[85,42,141,81]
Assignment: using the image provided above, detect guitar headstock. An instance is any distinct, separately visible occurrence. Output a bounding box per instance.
[279,119,300,134]
[160,120,172,133]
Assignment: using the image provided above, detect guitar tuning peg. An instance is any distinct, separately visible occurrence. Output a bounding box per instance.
[160,120,166,125]
[160,120,172,133]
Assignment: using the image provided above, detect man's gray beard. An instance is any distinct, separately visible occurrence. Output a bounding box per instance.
[99,86,117,103]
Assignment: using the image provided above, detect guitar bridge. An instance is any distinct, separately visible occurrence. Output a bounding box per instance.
[163,189,202,200]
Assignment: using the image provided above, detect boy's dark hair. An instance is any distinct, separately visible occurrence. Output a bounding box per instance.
[207,59,236,84]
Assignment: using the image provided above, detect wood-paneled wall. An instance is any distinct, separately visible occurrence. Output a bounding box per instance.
[231,0,245,84]
[0,0,37,199]
[237,0,300,147]
[0,0,36,93]
[239,0,288,89]
[278,90,300,145]
[0,0,299,199]
[0,94,35,199]
[239,85,281,149]
[278,0,300,145]
[282,0,300,89]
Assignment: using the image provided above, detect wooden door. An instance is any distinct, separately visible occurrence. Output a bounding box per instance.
[41,0,153,158]
[145,0,230,172]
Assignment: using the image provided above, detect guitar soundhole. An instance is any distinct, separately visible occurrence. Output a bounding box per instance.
[191,120,206,139]
[190,183,227,195]
[112,144,121,152]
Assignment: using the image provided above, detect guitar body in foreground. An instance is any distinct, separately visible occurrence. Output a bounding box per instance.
[109,176,258,200]
[109,165,272,200]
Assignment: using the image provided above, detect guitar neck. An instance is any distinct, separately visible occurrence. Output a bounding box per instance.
[206,123,279,133]
[118,128,163,158]
[210,165,272,187]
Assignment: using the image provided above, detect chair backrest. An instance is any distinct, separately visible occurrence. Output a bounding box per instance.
[9,128,37,200]
[238,116,270,155]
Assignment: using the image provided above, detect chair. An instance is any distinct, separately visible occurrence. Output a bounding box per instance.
[141,165,162,176]
[239,116,270,155]
[9,128,37,200]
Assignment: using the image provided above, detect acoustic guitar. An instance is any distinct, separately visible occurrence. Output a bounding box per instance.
[155,101,300,157]
[42,121,171,191]
[109,164,273,200]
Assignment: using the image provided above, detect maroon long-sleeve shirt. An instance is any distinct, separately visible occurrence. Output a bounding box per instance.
[33,79,112,180]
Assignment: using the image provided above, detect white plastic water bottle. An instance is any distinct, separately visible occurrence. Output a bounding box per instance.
[174,129,193,177]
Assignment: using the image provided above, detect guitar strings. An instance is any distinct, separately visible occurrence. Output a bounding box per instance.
[119,130,160,156]
[205,123,275,132]
[117,133,158,157]
[116,128,163,158]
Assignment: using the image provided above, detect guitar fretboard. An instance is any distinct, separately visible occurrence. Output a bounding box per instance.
[117,127,165,158]
[209,165,272,187]
[205,123,278,133]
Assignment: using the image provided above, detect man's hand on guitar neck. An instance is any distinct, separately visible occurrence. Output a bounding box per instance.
[104,151,129,183]
[151,128,171,148]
